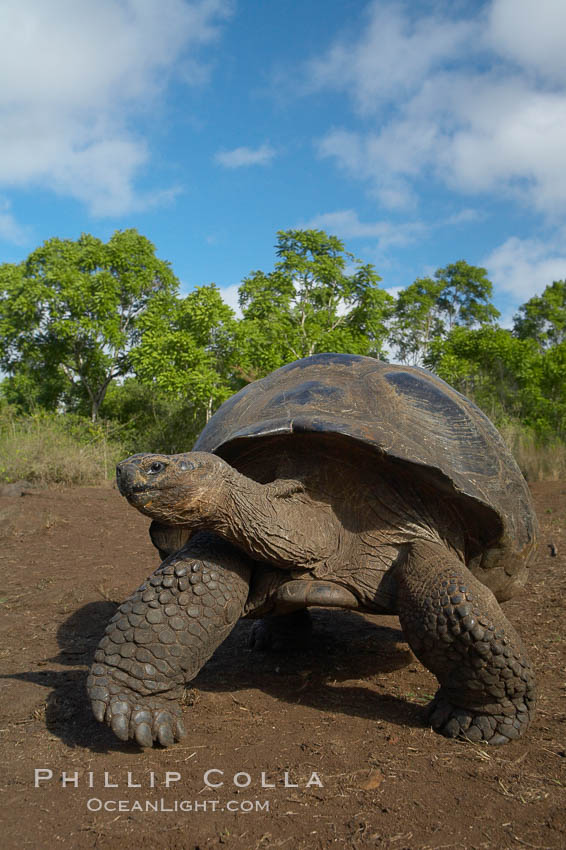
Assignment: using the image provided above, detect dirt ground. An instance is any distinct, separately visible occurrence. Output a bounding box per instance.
[0,480,564,850]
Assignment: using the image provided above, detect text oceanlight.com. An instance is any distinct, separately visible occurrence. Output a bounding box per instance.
[86,798,270,813]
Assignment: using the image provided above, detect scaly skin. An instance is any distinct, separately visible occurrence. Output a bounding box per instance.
[87,533,252,747]
[397,541,536,744]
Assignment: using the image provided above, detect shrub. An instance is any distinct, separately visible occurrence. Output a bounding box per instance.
[498,421,566,482]
[0,407,126,485]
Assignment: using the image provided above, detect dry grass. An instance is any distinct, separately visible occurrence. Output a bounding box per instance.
[0,412,125,486]
[499,422,566,481]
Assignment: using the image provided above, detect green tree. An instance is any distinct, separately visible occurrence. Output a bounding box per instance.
[0,364,68,413]
[237,229,392,378]
[391,261,500,365]
[389,277,445,365]
[130,284,238,433]
[100,379,201,455]
[513,280,566,349]
[427,326,566,438]
[435,260,500,329]
[534,341,566,435]
[0,230,179,420]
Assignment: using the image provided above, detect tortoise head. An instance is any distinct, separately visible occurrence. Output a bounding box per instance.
[116,452,230,525]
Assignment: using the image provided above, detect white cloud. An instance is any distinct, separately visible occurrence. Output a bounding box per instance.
[217,282,242,316]
[306,2,475,115]
[483,236,566,301]
[301,209,426,249]
[487,0,566,83]
[214,144,276,168]
[318,126,429,210]
[0,197,28,244]
[0,0,232,220]
[309,1,566,214]
[385,285,403,300]
[439,76,566,214]
[444,208,486,226]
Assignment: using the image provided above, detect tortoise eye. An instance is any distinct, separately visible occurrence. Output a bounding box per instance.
[149,461,165,474]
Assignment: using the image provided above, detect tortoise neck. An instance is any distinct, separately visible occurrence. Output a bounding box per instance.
[209,467,337,571]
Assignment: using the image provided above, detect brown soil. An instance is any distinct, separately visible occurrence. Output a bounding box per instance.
[0,482,564,850]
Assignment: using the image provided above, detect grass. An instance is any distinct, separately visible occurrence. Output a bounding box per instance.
[498,421,566,481]
[0,409,126,486]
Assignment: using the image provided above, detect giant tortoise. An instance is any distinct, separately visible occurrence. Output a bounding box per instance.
[87,353,537,748]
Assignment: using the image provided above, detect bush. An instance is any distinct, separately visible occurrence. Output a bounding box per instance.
[100,379,205,455]
[498,421,566,482]
[0,407,126,485]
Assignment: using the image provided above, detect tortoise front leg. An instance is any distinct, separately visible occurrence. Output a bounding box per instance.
[87,533,252,747]
[396,541,536,745]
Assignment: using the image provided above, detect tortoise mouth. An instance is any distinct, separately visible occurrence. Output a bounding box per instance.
[123,482,177,498]
[129,483,156,494]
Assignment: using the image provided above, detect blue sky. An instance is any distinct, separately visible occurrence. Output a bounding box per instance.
[1,0,565,327]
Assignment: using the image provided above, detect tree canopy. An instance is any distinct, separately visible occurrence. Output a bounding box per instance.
[130,284,238,427]
[513,280,566,349]
[0,229,179,420]
[1,227,564,453]
[237,229,393,378]
[390,261,499,365]
[427,327,566,438]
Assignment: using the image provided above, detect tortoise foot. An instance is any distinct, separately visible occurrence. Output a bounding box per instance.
[426,689,533,745]
[87,662,186,747]
[88,534,252,746]
[397,541,536,746]
[249,610,312,653]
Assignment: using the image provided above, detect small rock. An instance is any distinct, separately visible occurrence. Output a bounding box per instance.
[362,770,384,790]
[0,480,34,497]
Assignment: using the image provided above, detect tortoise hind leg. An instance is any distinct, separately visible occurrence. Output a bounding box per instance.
[87,532,252,747]
[396,540,536,745]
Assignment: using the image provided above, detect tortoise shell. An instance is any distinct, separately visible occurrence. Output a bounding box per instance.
[194,353,538,599]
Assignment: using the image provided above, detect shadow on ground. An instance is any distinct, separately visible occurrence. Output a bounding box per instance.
[2,602,425,752]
